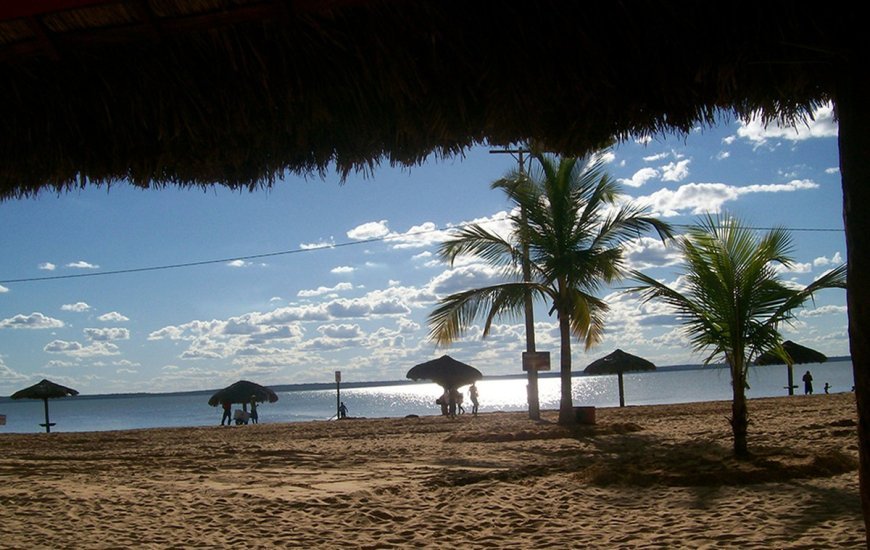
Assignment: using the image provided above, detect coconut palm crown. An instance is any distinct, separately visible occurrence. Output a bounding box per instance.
[428,153,673,424]
[629,214,847,456]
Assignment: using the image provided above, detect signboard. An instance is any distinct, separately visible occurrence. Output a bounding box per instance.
[335,371,342,383]
[522,351,551,371]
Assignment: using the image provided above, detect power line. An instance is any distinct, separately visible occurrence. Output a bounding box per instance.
[0,220,844,285]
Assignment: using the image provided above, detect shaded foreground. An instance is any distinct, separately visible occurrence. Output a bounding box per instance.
[0,394,862,548]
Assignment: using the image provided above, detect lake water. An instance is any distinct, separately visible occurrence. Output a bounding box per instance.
[0,361,855,433]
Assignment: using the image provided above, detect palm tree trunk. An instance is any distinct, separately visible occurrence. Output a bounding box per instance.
[730,359,749,457]
[557,312,574,425]
[837,64,870,543]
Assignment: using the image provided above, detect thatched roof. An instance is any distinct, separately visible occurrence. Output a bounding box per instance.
[0,0,855,198]
[755,341,828,366]
[585,349,656,375]
[10,378,79,400]
[407,355,482,390]
[208,379,278,406]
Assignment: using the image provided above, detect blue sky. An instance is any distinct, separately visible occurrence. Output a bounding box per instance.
[0,105,847,395]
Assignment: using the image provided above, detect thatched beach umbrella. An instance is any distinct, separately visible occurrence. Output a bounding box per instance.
[584,349,656,407]
[756,341,828,396]
[10,379,78,433]
[407,355,482,392]
[208,380,278,407]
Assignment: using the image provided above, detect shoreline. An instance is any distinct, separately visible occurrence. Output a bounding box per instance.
[0,393,863,547]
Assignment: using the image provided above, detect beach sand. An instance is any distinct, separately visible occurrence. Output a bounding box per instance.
[0,393,863,548]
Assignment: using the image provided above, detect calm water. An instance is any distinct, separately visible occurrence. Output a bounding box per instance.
[0,361,855,434]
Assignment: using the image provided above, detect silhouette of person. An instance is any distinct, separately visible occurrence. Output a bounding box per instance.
[469,383,479,415]
[824,382,831,394]
[339,401,348,419]
[437,392,449,416]
[249,396,259,424]
[220,400,232,426]
[803,370,814,395]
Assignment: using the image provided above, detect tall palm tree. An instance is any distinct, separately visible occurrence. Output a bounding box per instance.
[428,153,673,425]
[629,214,847,456]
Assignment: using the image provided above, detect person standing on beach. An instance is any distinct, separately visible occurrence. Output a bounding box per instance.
[803,370,814,395]
[469,383,479,415]
[249,396,258,424]
[220,400,232,426]
[339,401,348,419]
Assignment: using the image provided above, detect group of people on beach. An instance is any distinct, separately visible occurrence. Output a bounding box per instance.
[436,383,479,418]
[220,395,259,426]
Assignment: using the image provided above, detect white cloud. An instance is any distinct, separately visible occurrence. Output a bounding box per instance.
[635,135,652,145]
[773,261,812,274]
[813,252,843,267]
[722,135,736,145]
[300,238,335,250]
[800,305,848,318]
[66,260,99,269]
[84,327,130,341]
[331,266,355,274]
[618,167,659,188]
[317,323,364,339]
[348,220,391,240]
[636,179,819,217]
[98,311,130,322]
[0,285,7,294]
[588,150,616,166]
[661,159,691,182]
[297,282,354,298]
[44,339,120,357]
[227,260,251,268]
[825,167,840,174]
[643,152,669,162]
[61,302,91,312]
[737,103,838,144]
[0,358,29,383]
[0,312,65,329]
[715,151,731,160]
[38,262,56,271]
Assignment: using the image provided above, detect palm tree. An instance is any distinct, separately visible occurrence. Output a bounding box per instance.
[629,214,847,456]
[428,153,673,425]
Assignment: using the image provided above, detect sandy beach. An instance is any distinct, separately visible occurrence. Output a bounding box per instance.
[0,392,863,548]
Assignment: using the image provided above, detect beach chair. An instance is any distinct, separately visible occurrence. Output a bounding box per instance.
[233,409,250,425]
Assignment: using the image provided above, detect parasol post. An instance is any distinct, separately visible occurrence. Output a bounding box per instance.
[41,397,52,433]
[617,371,625,408]
[787,364,796,396]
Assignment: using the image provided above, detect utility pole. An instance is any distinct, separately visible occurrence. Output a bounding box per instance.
[490,146,540,420]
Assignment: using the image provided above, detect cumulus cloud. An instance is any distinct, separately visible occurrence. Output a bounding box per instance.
[61,302,91,312]
[588,150,616,166]
[84,327,130,341]
[44,339,120,357]
[800,305,848,318]
[347,220,391,240]
[317,323,364,339]
[66,260,99,269]
[715,151,731,160]
[643,152,669,162]
[635,179,818,217]
[297,282,354,298]
[661,159,691,182]
[0,285,7,294]
[227,260,251,268]
[0,358,29,383]
[618,167,658,188]
[813,252,843,266]
[39,262,56,271]
[331,266,355,274]
[737,103,838,144]
[300,238,335,250]
[825,167,840,174]
[0,312,65,329]
[98,311,130,322]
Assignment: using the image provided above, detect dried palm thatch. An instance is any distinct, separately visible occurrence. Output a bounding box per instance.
[11,378,79,433]
[0,0,854,198]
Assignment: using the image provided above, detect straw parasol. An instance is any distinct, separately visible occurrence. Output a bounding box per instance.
[584,349,656,407]
[208,380,278,407]
[756,341,828,396]
[10,378,79,433]
[407,355,482,392]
